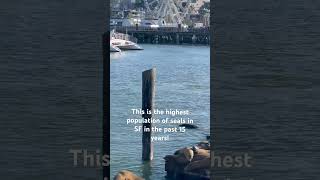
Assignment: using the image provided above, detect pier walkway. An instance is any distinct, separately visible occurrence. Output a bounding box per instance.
[111,26,210,45]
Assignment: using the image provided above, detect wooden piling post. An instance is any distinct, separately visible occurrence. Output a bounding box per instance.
[142,68,156,161]
[176,33,180,44]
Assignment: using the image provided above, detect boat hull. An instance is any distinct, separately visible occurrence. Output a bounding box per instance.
[110,44,121,52]
[117,43,143,50]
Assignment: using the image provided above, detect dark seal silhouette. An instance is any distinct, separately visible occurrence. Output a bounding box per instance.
[179,124,198,129]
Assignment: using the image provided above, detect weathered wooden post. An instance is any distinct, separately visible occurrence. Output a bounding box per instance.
[142,68,156,161]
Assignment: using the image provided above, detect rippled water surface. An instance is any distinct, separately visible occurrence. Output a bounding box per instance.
[110,45,210,179]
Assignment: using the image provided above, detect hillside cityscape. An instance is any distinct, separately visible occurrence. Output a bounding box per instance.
[110,0,210,28]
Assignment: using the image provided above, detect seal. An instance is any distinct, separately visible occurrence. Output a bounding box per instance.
[113,170,144,180]
[179,123,198,129]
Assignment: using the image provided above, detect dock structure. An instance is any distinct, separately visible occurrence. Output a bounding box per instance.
[111,26,210,45]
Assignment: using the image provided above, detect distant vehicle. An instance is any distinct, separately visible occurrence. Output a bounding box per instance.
[194,23,204,28]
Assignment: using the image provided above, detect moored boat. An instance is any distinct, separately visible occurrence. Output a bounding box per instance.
[110,29,143,51]
[110,42,121,52]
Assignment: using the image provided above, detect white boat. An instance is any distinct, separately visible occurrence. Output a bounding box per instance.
[110,43,121,52]
[110,30,143,51]
[112,39,143,50]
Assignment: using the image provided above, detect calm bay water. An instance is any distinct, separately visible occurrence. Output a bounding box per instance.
[110,45,210,179]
